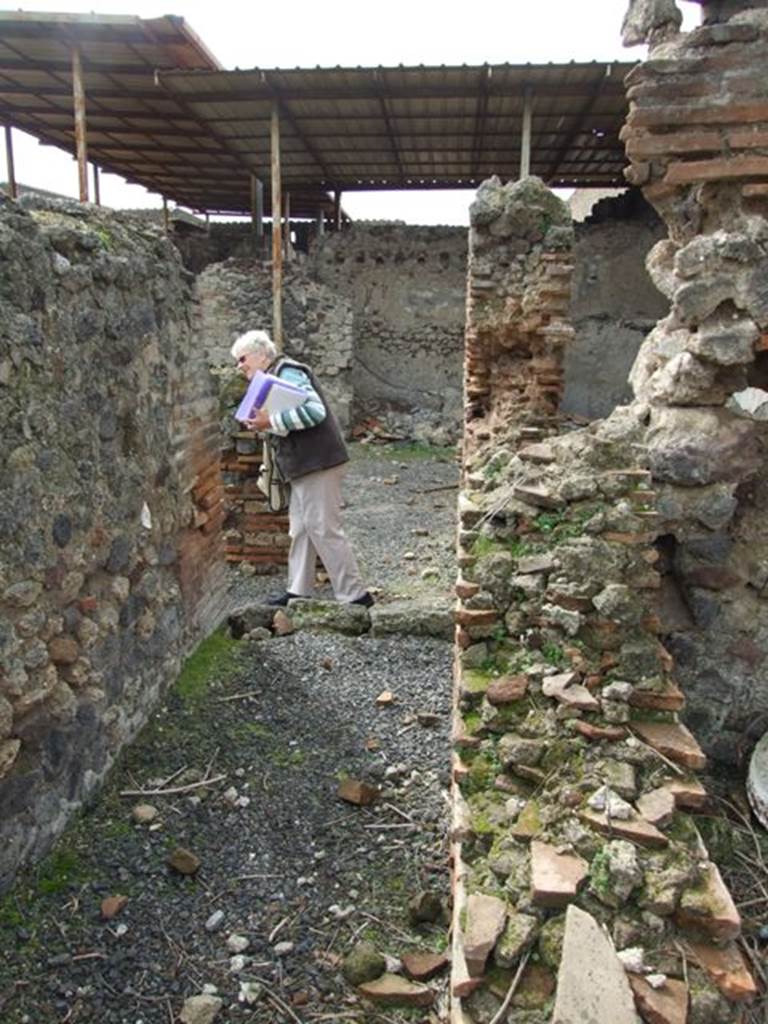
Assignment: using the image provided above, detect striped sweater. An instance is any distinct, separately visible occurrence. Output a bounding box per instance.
[267,364,327,436]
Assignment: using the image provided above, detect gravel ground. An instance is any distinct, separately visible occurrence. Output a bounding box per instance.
[0,444,459,1024]
[230,441,459,606]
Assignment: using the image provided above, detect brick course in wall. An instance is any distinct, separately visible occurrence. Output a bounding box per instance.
[622,0,768,760]
[450,166,756,1021]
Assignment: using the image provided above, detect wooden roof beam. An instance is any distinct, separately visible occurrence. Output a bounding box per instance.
[261,72,336,185]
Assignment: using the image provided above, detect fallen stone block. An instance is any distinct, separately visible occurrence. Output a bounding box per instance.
[401,950,449,982]
[531,840,588,908]
[486,674,529,705]
[337,779,379,806]
[167,847,201,875]
[675,862,741,942]
[288,599,370,636]
[370,601,454,639]
[551,904,641,1024]
[179,994,223,1024]
[662,776,709,810]
[463,892,507,976]
[631,720,706,770]
[573,720,628,742]
[636,787,676,828]
[358,973,434,1007]
[685,939,757,1002]
[628,974,688,1024]
[580,810,669,849]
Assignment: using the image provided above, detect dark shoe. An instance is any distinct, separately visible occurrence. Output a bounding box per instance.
[350,591,375,608]
[266,591,300,607]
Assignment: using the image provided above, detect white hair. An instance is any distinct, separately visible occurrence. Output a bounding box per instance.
[231,329,276,362]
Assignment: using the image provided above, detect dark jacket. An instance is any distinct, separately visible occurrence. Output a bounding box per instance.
[268,357,348,481]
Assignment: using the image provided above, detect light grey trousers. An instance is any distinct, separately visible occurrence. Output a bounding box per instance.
[287,464,366,602]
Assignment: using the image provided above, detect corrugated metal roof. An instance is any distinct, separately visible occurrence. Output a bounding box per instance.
[157,61,635,205]
[0,14,635,215]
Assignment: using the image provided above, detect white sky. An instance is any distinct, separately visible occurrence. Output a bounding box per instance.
[2,0,701,224]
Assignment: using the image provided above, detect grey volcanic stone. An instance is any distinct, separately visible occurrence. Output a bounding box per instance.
[552,905,641,1024]
[369,601,453,639]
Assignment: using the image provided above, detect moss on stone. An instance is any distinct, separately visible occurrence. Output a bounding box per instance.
[537,915,565,970]
[464,750,503,795]
[588,845,613,906]
[462,670,493,696]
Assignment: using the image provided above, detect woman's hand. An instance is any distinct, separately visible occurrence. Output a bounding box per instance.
[245,409,271,432]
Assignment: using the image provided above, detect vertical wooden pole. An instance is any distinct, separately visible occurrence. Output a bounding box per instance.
[333,190,342,231]
[205,211,210,234]
[520,87,533,179]
[251,174,264,249]
[316,208,325,238]
[4,125,17,199]
[162,196,170,232]
[71,46,89,202]
[92,162,101,206]
[271,103,283,351]
[283,189,291,262]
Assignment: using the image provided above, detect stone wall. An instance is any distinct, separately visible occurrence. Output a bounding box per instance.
[622,0,768,762]
[564,191,669,421]
[196,256,355,432]
[449,174,754,1024]
[0,194,226,890]
[188,213,663,444]
[311,223,468,444]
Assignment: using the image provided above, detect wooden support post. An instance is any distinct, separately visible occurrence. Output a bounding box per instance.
[71,46,89,202]
[4,125,17,199]
[334,190,342,231]
[316,208,325,238]
[92,162,101,206]
[205,211,210,235]
[271,103,283,351]
[251,174,264,248]
[520,87,533,179]
[283,189,291,262]
[162,196,170,232]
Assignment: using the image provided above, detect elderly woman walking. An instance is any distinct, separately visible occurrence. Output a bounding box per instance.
[231,329,374,609]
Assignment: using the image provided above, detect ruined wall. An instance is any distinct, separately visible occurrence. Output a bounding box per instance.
[0,194,226,889]
[564,191,668,420]
[195,257,354,568]
[196,256,355,431]
[622,0,768,762]
[310,223,468,444]
[450,174,753,1024]
[188,215,661,450]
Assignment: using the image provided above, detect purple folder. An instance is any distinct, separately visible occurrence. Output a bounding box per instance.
[235,370,306,422]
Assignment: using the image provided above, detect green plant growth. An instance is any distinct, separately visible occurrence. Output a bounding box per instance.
[532,504,603,544]
[463,750,503,795]
[174,629,241,706]
[35,848,85,896]
[350,440,456,463]
[271,748,307,769]
[541,642,567,668]
[0,895,25,930]
[588,845,612,904]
